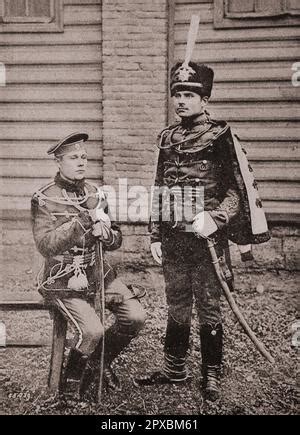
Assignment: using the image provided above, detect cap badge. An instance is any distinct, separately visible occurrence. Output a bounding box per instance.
[176,65,196,82]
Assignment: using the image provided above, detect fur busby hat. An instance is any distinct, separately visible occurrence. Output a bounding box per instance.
[170,62,214,98]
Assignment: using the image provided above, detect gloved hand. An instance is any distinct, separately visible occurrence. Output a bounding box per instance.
[89,208,111,228]
[151,242,162,265]
[92,221,112,241]
[90,208,112,242]
[192,211,218,239]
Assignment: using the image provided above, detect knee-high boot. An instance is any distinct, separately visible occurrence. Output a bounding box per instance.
[80,325,135,398]
[135,314,191,385]
[62,348,89,397]
[200,323,223,402]
[103,325,135,366]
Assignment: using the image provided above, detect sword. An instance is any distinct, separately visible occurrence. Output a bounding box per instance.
[206,238,275,365]
[95,240,105,403]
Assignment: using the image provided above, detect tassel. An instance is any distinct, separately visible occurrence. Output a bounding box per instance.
[68,271,89,291]
[67,256,89,290]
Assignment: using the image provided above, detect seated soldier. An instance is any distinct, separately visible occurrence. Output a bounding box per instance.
[31,132,146,399]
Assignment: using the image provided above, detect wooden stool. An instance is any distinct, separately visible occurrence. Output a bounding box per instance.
[48,308,67,392]
[0,295,68,393]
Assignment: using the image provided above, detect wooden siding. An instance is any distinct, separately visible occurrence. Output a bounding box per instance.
[0,0,102,217]
[170,0,300,222]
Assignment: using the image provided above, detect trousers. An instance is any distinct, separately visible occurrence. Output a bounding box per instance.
[161,230,226,357]
[54,276,146,355]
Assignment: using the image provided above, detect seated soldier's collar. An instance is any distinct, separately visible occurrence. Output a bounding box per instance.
[54,172,86,194]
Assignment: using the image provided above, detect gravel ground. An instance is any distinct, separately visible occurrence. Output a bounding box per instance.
[0,250,298,415]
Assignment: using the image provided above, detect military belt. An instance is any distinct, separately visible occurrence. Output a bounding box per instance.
[53,251,95,266]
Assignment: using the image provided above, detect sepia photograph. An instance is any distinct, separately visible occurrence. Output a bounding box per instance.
[0,0,299,417]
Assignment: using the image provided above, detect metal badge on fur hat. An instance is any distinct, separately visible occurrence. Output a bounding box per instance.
[171,62,214,97]
[172,63,198,84]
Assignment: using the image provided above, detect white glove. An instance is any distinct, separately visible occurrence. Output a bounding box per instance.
[192,211,218,239]
[90,209,111,241]
[151,242,162,265]
[90,208,111,228]
[92,221,111,241]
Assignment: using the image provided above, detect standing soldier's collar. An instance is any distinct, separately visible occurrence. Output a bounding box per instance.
[181,111,211,130]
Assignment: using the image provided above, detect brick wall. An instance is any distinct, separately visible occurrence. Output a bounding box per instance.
[102,0,168,216]
[101,0,169,267]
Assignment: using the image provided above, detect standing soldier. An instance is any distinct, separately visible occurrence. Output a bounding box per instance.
[31,133,146,399]
[136,59,270,401]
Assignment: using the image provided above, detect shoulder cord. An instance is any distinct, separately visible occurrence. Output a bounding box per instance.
[157,123,213,151]
[173,124,230,155]
[61,188,103,213]
[157,111,211,150]
[35,186,90,207]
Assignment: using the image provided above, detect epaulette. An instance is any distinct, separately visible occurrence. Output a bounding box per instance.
[32,181,56,207]
[34,181,56,196]
[206,120,230,142]
[157,122,180,139]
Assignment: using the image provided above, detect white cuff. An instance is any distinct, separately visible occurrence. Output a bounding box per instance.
[193,211,218,238]
[238,244,252,254]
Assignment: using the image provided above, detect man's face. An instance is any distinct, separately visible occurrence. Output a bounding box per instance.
[56,149,88,181]
[173,91,208,118]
